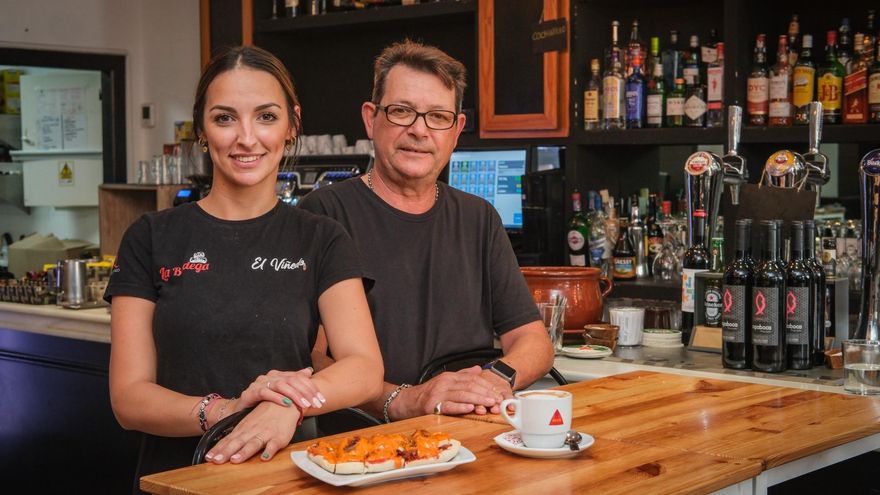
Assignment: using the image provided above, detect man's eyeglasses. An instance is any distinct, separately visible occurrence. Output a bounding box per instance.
[375,104,458,130]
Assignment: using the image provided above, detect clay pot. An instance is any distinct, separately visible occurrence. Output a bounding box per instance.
[521,266,613,329]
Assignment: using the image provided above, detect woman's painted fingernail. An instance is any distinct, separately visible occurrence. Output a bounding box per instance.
[311,397,322,408]
[317,393,327,403]
[231,454,241,461]
[213,454,224,462]
[262,452,270,460]
[205,453,214,460]
[282,397,293,406]
[300,398,311,408]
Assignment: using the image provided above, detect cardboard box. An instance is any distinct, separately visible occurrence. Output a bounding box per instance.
[1,70,22,115]
[8,234,96,277]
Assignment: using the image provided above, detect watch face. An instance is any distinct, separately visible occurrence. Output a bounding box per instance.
[491,360,516,383]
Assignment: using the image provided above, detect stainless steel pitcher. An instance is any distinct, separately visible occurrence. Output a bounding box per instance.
[59,259,88,308]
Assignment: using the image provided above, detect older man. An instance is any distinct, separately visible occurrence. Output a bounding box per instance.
[299,40,553,422]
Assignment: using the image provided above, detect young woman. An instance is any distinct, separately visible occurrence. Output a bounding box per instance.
[105,46,383,490]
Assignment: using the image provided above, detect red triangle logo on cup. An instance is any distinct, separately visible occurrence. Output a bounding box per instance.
[549,409,564,426]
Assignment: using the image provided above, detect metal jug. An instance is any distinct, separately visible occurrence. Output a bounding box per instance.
[59,259,88,308]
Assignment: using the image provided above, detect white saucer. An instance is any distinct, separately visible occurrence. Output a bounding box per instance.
[560,344,613,359]
[493,430,594,459]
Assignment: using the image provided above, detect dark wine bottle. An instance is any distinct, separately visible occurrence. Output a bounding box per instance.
[681,213,710,344]
[752,220,787,372]
[804,220,827,365]
[722,219,754,369]
[785,221,814,369]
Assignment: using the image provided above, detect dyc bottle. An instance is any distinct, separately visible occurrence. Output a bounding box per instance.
[785,221,814,370]
[752,220,786,372]
[723,219,754,369]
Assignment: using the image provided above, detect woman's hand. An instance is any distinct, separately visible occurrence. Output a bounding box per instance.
[238,368,326,411]
[204,401,302,464]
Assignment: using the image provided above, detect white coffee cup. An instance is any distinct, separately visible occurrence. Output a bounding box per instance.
[609,306,645,346]
[500,390,572,449]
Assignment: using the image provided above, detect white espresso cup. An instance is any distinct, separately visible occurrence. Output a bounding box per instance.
[500,390,572,449]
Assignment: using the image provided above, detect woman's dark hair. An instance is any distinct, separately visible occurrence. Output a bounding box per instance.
[192,46,302,140]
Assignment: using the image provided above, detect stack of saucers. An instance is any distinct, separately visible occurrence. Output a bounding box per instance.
[641,329,683,348]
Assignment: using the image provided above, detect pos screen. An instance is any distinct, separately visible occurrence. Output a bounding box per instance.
[447,148,527,229]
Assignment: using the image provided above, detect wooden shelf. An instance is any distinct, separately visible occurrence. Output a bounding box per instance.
[573,127,726,146]
[256,1,476,34]
[608,278,680,301]
[98,184,186,256]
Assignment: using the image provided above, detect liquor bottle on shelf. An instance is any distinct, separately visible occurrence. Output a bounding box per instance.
[866,10,877,61]
[704,237,725,328]
[666,78,686,127]
[752,220,787,373]
[626,56,646,129]
[684,75,707,127]
[567,190,590,267]
[628,205,649,278]
[723,219,754,369]
[683,35,701,87]
[804,220,826,366]
[701,28,719,85]
[818,31,845,125]
[606,20,623,75]
[707,42,725,128]
[662,30,684,90]
[603,50,625,130]
[286,0,303,17]
[769,35,793,127]
[682,213,710,342]
[584,58,602,130]
[844,33,869,124]
[787,14,801,66]
[647,56,666,128]
[748,34,770,126]
[785,221,814,370]
[612,224,636,280]
[793,34,816,125]
[821,224,838,276]
[626,19,645,78]
[871,37,880,123]
[646,195,664,274]
[647,36,661,82]
[588,192,610,275]
[838,18,853,73]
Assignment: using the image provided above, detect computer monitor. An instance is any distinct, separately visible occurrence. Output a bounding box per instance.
[447,148,527,229]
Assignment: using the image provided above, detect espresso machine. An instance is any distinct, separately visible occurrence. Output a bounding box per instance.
[855,149,880,341]
[276,154,372,205]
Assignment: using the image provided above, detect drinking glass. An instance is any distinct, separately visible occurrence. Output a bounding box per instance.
[538,301,566,354]
[843,340,880,395]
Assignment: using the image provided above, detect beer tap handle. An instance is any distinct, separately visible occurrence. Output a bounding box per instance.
[808,101,823,155]
[728,105,742,156]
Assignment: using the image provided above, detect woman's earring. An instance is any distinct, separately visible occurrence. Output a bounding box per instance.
[285,137,296,152]
[199,139,208,153]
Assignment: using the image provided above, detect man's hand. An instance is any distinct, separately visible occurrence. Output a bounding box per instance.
[474,369,514,415]
[390,366,504,419]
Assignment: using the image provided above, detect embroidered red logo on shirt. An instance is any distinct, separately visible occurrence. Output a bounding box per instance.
[159,252,211,281]
[549,409,564,426]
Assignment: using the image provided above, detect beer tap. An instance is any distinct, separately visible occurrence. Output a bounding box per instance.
[855,149,880,341]
[721,105,747,205]
[684,151,724,250]
[802,102,830,204]
[765,149,807,189]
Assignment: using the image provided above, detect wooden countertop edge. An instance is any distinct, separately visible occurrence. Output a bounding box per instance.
[0,301,111,343]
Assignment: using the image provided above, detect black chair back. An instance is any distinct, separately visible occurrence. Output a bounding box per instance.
[416,349,568,386]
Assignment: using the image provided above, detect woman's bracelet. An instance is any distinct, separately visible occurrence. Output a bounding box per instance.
[197,393,222,432]
[215,397,236,425]
[382,383,411,423]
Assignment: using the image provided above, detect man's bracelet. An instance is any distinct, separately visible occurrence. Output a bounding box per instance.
[382,383,411,423]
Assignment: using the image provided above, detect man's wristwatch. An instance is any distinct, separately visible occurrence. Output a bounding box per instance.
[484,359,517,387]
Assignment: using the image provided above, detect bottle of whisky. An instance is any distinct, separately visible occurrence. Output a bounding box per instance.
[753,220,787,373]
[818,31,845,124]
[871,37,880,123]
[666,78,686,127]
[769,35,793,127]
[723,219,754,369]
[706,42,725,128]
[567,190,590,266]
[584,59,602,130]
[748,34,770,125]
[785,221,814,370]
[843,33,869,124]
[603,51,625,130]
[793,34,816,125]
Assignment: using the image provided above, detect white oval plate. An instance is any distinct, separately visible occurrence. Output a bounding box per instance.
[291,447,475,487]
[493,430,594,459]
[560,344,613,359]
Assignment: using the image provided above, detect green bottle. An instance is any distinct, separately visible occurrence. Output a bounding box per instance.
[666,77,685,127]
[817,30,844,124]
[647,52,666,127]
[567,190,591,267]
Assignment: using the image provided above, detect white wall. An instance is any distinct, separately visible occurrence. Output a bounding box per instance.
[0,0,201,246]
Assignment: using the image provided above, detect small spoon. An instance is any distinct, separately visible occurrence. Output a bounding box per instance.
[564,430,582,451]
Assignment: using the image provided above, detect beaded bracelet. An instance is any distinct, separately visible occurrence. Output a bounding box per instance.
[382,383,411,423]
[198,393,222,432]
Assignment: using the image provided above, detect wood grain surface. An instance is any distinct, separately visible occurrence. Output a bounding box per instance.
[141,412,760,495]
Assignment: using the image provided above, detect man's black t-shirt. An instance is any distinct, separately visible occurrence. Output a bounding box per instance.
[105,201,365,483]
[299,178,539,386]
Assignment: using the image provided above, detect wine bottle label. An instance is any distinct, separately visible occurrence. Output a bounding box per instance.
[785,287,811,345]
[584,90,600,122]
[747,77,769,115]
[681,268,708,313]
[722,284,747,343]
[752,287,781,346]
[567,230,586,251]
[869,73,880,104]
[707,67,723,102]
[613,257,636,278]
[704,283,723,326]
[569,254,586,267]
[818,73,842,110]
[647,94,663,124]
[769,74,790,99]
[792,66,816,107]
[667,97,685,116]
[684,95,707,120]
